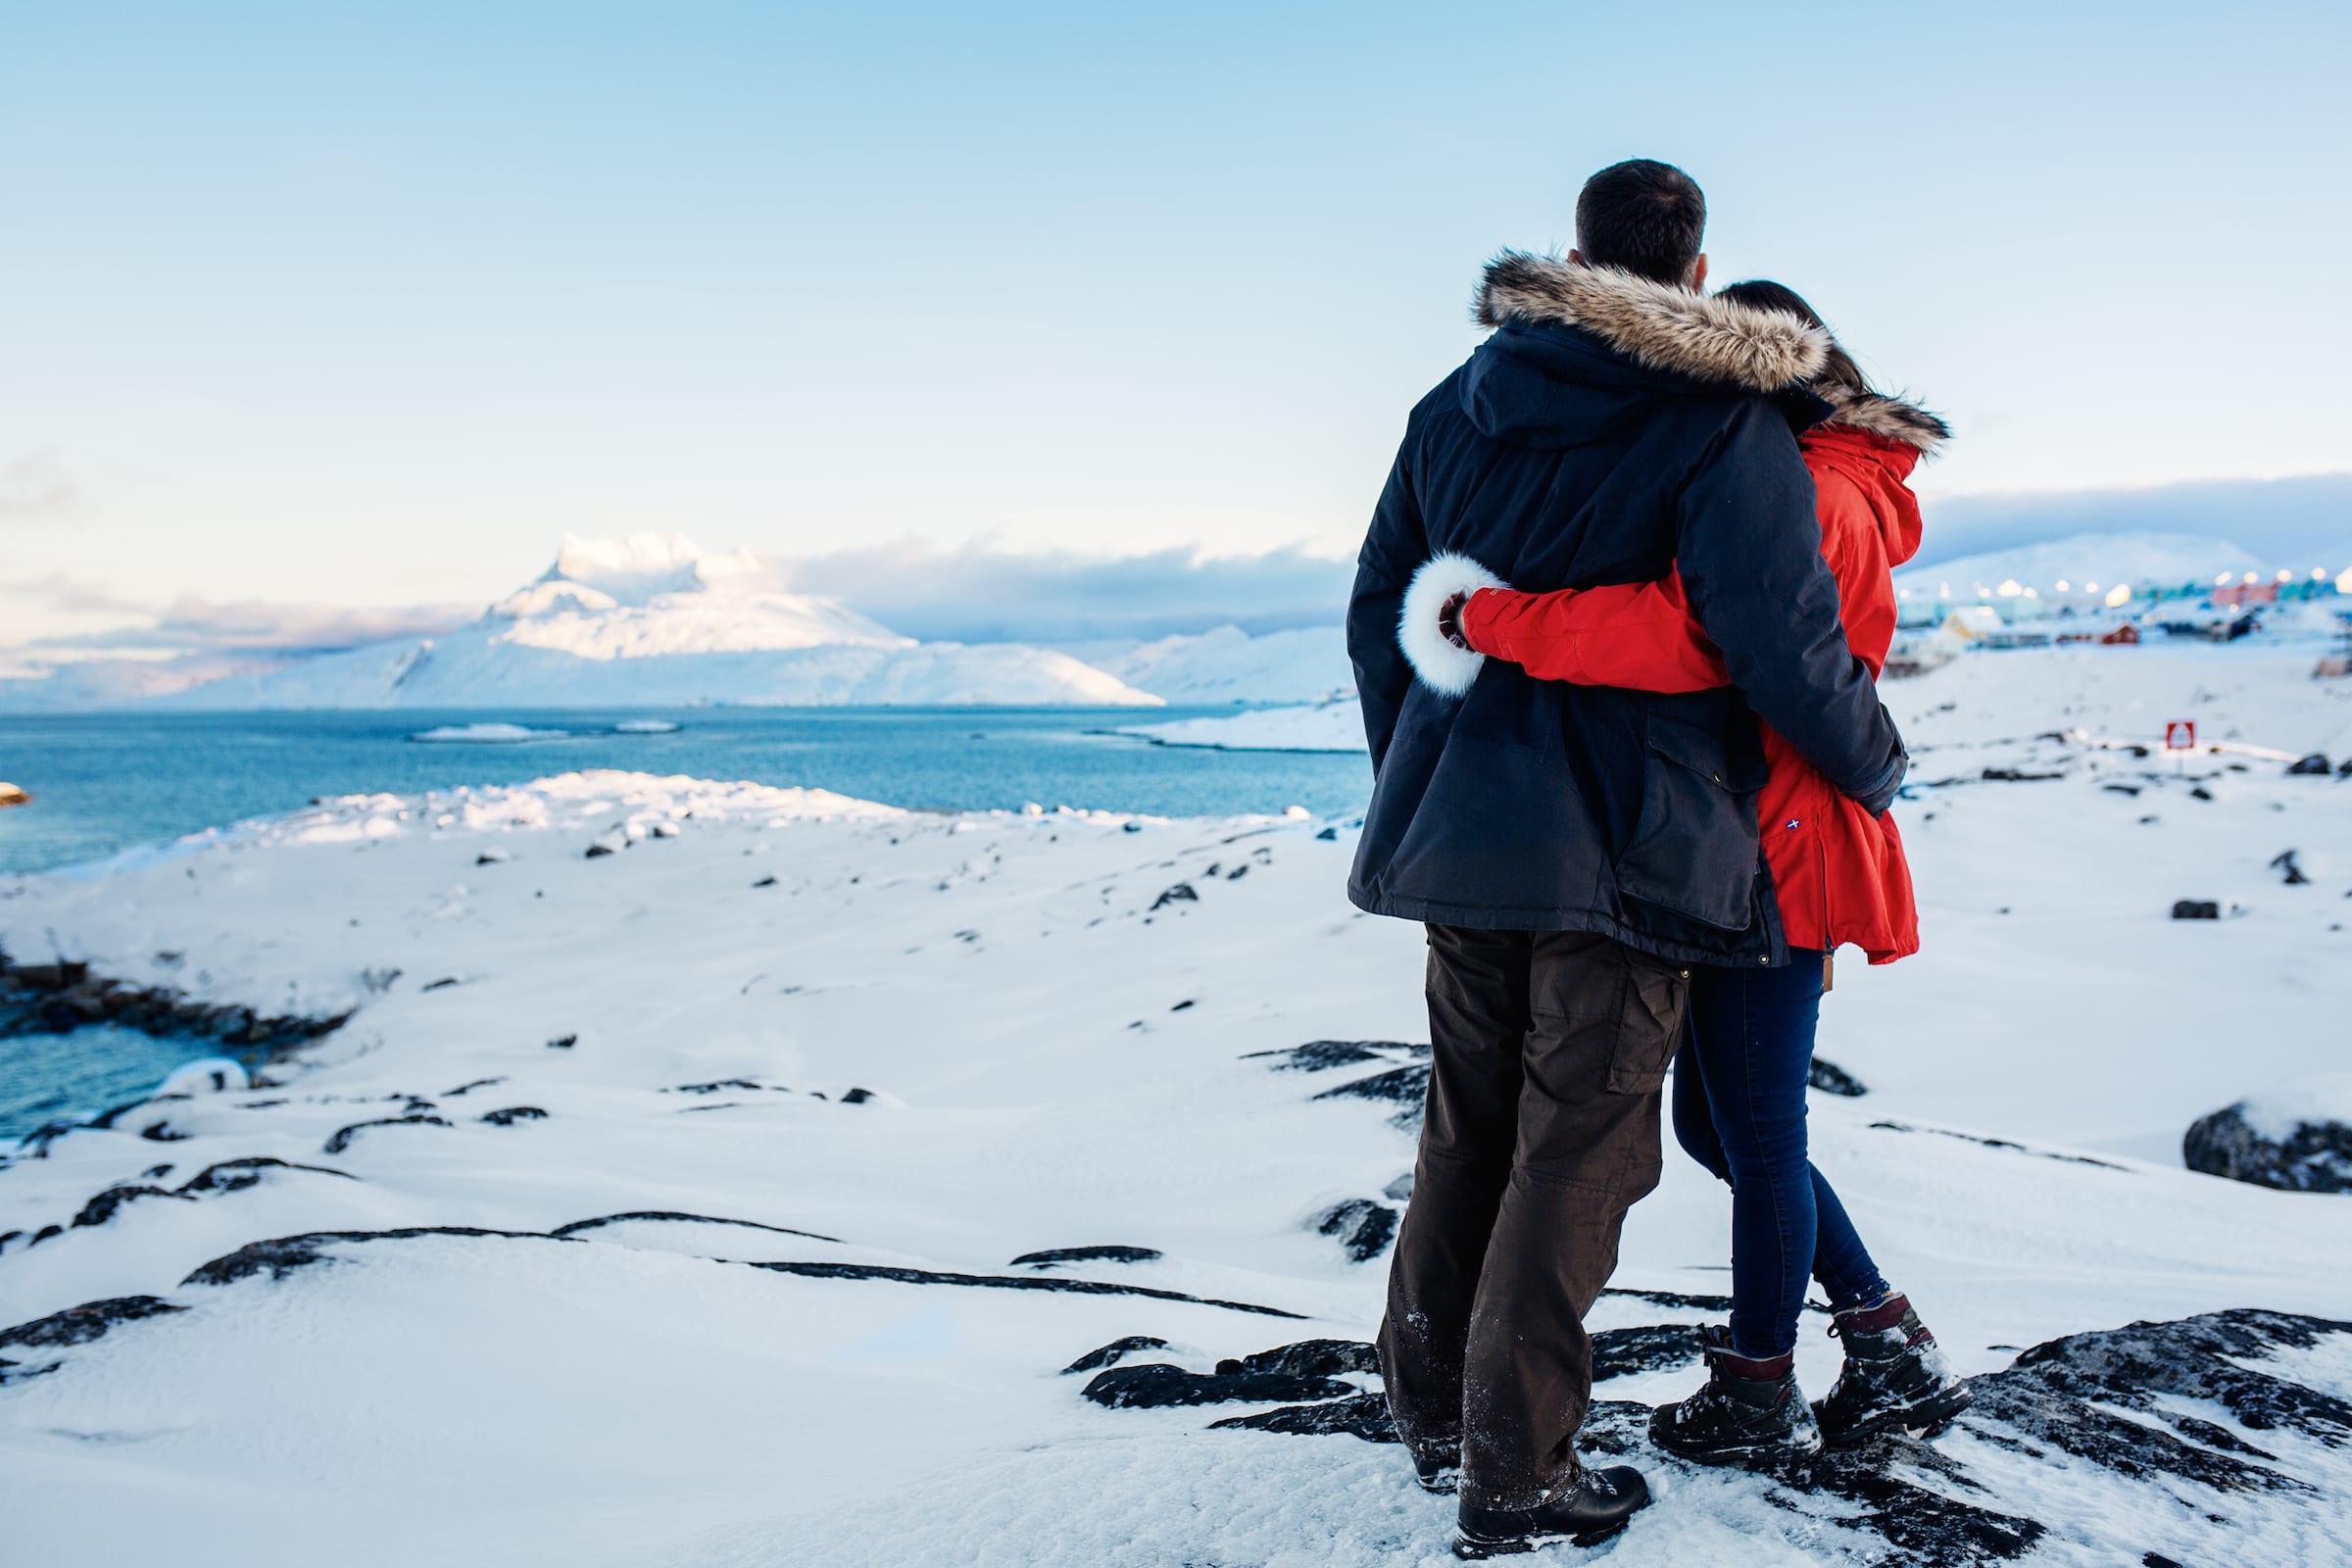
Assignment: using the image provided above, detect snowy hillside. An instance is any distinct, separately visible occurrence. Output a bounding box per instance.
[1067,624,1352,706]
[4,642,2352,1565]
[0,535,1162,710]
[1896,529,2271,598]
[1123,695,1368,753]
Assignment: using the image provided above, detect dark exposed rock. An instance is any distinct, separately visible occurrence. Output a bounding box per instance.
[1149,883,1199,910]
[1215,1339,1380,1380]
[1315,826,1339,841]
[669,1078,762,1094]
[840,1087,875,1104]
[420,976,461,992]
[748,1258,1303,1318]
[1062,1336,1171,1374]
[0,1295,185,1350]
[2287,753,2332,775]
[1081,1361,1353,1409]
[138,1120,189,1143]
[2184,1102,2352,1193]
[2172,899,2221,919]
[1246,1040,1428,1073]
[477,1105,547,1126]
[71,1184,193,1228]
[1313,1065,1431,1106]
[1981,766,2064,781]
[0,953,347,1052]
[548,1209,844,1244]
[1599,1286,1737,1313]
[1010,1245,1163,1268]
[1314,1199,1397,1262]
[1592,1323,1702,1380]
[1808,1057,1868,1097]
[584,843,615,858]
[753,875,778,888]
[321,1113,451,1154]
[2270,849,2312,885]
[1213,1391,1396,1441]
[177,1156,354,1194]
[15,1120,76,1157]
[441,1077,506,1097]
[546,1034,577,1050]
[1871,1119,2129,1170]
[183,1226,555,1286]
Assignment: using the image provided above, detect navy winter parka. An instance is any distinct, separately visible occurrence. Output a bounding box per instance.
[1346,256,1909,966]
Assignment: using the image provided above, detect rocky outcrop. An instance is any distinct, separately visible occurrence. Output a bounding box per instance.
[2185,1102,2352,1193]
[1097,1310,2352,1568]
[0,952,349,1052]
[1312,1199,1397,1262]
[1081,1361,1354,1409]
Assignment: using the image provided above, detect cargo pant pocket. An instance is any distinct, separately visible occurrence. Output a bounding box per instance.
[1603,950,1690,1094]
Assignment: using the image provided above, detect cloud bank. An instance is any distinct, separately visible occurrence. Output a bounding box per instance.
[780,540,1357,643]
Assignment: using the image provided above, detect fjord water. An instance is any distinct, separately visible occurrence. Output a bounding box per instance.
[0,708,1369,875]
[0,708,1369,1136]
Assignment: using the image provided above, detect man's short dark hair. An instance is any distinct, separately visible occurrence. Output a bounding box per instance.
[1575,160,1706,284]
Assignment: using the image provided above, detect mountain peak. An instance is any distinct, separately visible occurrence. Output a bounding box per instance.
[542,532,781,605]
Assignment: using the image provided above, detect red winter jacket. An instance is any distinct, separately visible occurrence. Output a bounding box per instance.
[1459,394,1946,963]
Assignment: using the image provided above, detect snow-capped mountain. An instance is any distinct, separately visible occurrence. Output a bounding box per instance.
[0,535,1162,710]
[480,533,909,658]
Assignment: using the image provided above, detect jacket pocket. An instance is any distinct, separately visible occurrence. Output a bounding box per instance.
[1613,709,1765,932]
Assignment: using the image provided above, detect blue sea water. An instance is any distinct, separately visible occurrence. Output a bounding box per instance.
[0,708,1370,1139]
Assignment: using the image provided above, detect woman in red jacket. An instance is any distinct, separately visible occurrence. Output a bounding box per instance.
[1447,282,1968,1467]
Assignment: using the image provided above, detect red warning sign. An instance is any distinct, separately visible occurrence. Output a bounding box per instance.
[2165,720,2197,750]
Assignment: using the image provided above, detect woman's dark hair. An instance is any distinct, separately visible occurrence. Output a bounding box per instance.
[1715,278,1870,395]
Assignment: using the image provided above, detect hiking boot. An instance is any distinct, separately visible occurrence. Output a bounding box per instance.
[1412,1449,1460,1495]
[1648,1327,1824,1470]
[1814,1293,1971,1446]
[1451,1465,1650,1558]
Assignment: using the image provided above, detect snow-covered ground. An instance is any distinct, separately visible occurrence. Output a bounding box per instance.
[4,645,2352,1565]
[1120,695,1367,753]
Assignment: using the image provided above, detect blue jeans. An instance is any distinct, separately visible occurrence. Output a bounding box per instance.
[1672,948,1890,1359]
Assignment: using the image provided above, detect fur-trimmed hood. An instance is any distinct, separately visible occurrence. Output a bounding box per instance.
[1472,252,1829,393]
[1812,384,1950,459]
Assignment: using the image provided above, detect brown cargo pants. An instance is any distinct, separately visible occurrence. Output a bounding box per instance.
[1377,924,1690,1511]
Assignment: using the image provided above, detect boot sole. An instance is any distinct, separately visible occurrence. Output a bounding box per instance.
[1822,1383,1974,1449]
[1451,1519,1633,1558]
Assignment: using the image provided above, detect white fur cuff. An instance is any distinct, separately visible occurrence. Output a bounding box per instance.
[1399,552,1508,697]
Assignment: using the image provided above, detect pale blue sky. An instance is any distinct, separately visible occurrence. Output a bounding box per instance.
[3,1,2347,653]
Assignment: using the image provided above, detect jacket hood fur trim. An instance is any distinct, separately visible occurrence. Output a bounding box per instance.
[1813,385,1951,458]
[1473,253,1830,392]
